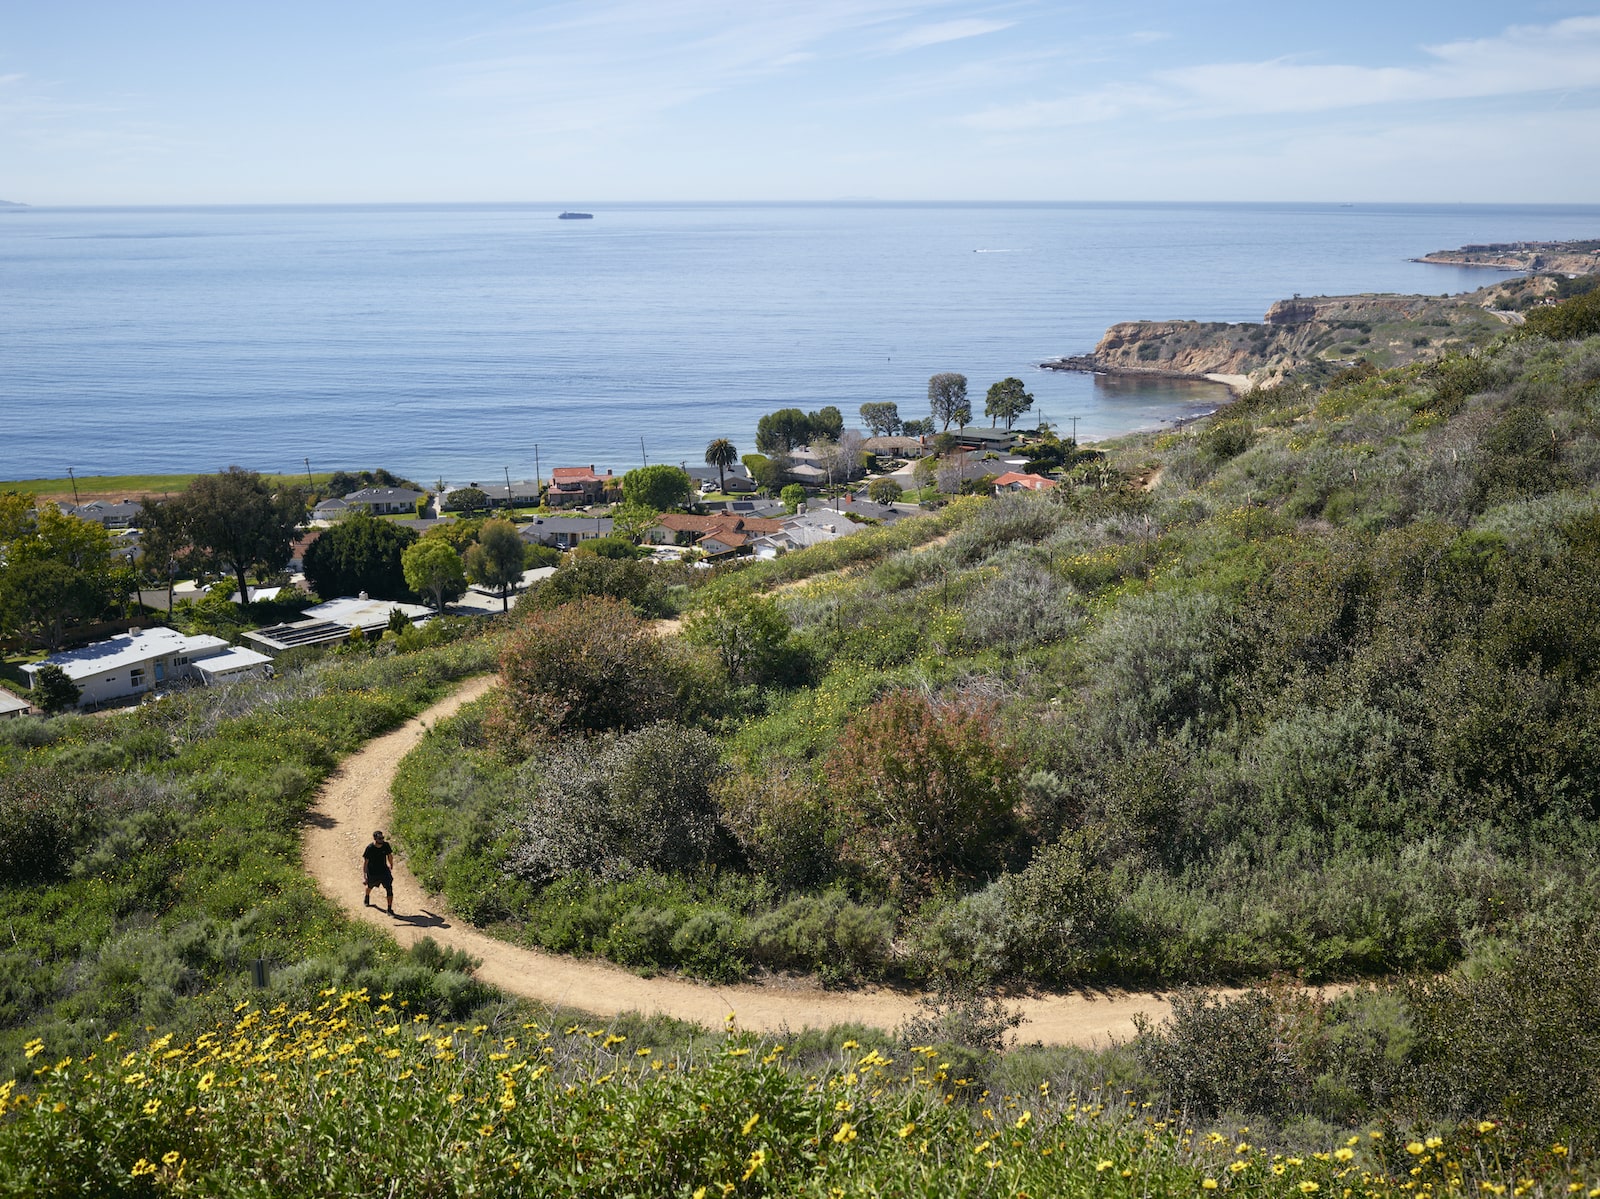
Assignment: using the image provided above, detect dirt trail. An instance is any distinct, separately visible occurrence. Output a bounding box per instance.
[303,678,1185,1045]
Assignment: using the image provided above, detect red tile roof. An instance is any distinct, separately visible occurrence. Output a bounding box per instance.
[993,471,1058,491]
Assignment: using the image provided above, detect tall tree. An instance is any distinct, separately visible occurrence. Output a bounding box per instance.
[464,518,526,613]
[0,506,115,649]
[928,373,971,432]
[704,438,738,494]
[859,402,903,437]
[147,467,304,605]
[620,464,693,512]
[401,539,466,613]
[302,509,417,600]
[984,377,1035,429]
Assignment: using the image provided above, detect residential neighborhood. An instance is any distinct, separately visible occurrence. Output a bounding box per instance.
[3,403,1094,712]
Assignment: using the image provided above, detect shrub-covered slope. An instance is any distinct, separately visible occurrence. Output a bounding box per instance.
[400,324,1600,996]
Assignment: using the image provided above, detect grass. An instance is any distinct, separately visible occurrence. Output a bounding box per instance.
[1,472,341,498]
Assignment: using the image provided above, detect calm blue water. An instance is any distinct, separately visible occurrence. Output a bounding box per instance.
[4,201,1599,484]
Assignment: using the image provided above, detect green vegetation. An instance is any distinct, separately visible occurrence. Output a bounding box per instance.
[389,296,1600,1151]
[303,509,416,600]
[0,625,495,1082]
[7,993,1590,1196]
[621,464,694,512]
[11,288,1600,1185]
[754,406,844,454]
[0,471,336,498]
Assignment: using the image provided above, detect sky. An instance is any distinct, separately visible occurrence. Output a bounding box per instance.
[1,1,1598,204]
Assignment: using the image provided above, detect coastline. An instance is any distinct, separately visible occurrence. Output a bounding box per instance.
[1041,355,1252,395]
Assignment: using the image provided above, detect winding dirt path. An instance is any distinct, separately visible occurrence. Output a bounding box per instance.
[302,678,1185,1045]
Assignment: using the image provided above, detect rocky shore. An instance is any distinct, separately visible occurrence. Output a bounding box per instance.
[1045,289,1515,392]
[1415,239,1600,275]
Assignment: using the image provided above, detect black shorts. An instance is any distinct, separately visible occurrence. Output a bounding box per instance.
[366,871,393,891]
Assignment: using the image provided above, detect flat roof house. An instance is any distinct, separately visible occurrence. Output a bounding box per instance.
[244,596,433,653]
[20,627,272,708]
[343,487,426,515]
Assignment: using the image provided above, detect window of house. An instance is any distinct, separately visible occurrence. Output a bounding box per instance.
[130,669,146,688]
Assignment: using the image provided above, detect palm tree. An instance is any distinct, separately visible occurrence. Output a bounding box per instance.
[705,438,738,495]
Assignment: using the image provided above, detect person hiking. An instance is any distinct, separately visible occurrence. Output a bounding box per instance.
[363,830,395,914]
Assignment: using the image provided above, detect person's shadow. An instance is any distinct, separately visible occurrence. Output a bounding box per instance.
[390,909,451,929]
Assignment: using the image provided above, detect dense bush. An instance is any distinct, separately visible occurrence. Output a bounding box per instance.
[825,691,1020,898]
[494,596,674,743]
[505,723,732,885]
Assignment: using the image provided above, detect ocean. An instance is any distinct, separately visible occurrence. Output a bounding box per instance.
[4,201,1599,486]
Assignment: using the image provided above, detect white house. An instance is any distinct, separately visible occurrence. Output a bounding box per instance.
[21,627,272,708]
[0,690,30,719]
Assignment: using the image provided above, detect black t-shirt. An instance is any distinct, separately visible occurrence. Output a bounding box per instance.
[363,842,393,878]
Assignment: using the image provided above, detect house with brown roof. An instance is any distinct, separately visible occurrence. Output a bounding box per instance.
[993,471,1058,493]
[644,513,785,556]
[546,466,615,508]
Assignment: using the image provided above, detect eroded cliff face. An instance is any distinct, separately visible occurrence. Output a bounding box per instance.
[1049,292,1511,389]
[1417,241,1600,276]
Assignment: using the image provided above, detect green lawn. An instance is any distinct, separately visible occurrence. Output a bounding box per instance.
[1,471,340,497]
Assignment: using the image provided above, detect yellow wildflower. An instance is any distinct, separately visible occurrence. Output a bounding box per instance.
[742,1114,761,1135]
[834,1123,857,1144]
[898,1123,916,1138]
[1201,1180,1219,1190]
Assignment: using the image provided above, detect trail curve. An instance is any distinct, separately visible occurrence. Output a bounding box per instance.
[302,678,1184,1045]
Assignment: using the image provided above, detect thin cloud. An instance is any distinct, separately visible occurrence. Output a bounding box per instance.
[962,13,1600,130]
[890,18,1015,52]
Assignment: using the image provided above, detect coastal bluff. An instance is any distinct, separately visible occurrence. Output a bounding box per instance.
[1045,289,1514,391]
[1416,239,1600,275]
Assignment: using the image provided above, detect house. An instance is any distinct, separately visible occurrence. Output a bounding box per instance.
[311,497,351,522]
[61,499,145,529]
[683,464,757,494]
[783,462,827,484]
[20,627,272,707]
[475,481,543,508]
[342,486,426,515]
[519,515,614,549]
[951,427,1017,453]
[0,691,30,719]
[243,595,434,654]
[644,514,784,555]
[993,471,1058,493]
[546,466,615,508]
[862,436,930,459]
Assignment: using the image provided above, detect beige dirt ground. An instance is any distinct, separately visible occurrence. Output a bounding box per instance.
[302,677,1188,1045]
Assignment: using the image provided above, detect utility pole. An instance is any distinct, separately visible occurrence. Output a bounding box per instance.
[533,444,541,495]
[67,466,79,505]
[304,457,314,492]
[504,465,512,508]
[1068,415,1081,448]
[640,437,648,468]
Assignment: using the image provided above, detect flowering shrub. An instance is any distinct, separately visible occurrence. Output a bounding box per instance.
[5,994,1589,1197]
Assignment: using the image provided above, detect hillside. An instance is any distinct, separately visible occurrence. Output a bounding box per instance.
[5,290,1600,1187]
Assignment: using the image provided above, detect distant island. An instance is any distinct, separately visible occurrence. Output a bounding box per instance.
[0,199,27,208]
[1049,237,1600,392]
[558,211,593,220]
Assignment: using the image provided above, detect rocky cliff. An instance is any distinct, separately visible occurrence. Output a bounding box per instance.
[1416,240,1600,275]
[1046,291,1512,390]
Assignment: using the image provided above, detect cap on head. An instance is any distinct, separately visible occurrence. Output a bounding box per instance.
[373,831,385,841]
